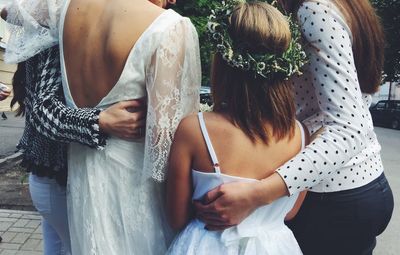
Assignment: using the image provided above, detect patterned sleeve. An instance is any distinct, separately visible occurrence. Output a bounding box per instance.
[143,18,201,182]
[29,46,107,149]
[276,1,370,195]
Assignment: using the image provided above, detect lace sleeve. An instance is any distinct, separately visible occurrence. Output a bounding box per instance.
[29,46,107,149]
[5,0,63,63]
[143,18,201,182]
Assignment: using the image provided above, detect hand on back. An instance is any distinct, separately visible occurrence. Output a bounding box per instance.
[99,99,147,140]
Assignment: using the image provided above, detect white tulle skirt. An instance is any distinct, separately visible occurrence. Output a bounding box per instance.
[167,219,303,255]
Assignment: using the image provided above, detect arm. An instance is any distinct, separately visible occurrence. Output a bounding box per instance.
[285,121,311,220]
[166,117,195,230]
[0,84,11,101]
[30,46,144,149]
[276,1,369,195]
[143,17,201,182]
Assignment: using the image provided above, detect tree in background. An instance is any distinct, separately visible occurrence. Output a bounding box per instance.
[174,0,219,85]
[372,0,400,83]
[175,1,400,87]
[371,0,400,100]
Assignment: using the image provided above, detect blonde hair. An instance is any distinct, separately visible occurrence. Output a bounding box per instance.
[212,2,296,144]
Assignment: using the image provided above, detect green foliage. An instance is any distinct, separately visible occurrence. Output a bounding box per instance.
[175,0,400,83]
[371,0,400,82]
[207,1,307,80]
[174,1,220,85]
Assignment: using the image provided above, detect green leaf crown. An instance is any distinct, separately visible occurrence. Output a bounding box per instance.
[207,0,308,80]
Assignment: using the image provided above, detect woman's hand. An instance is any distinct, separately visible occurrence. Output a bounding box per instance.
[194,173,289,231]
[99,99,146,140]
[194,181,264,231]
[0,84,11,101]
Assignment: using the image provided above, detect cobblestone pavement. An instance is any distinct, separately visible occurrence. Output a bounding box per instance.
[0,209,42,255]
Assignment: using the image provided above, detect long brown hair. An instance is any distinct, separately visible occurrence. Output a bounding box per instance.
[212,2,296,144]
[10,62,26,116]
[282,0,384,94]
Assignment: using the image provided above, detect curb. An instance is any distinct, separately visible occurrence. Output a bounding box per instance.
[0,152,22,168]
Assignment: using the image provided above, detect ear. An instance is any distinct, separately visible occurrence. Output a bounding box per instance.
[167,0,176,5]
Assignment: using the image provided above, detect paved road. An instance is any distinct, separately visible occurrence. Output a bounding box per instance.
[0,113,24,158]
[375,127,400,255]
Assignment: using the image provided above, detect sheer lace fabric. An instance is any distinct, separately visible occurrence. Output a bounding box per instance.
[5,0,63,63]
[144,17,201,182]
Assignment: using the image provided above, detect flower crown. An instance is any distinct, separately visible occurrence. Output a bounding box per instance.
[207,0,308,80]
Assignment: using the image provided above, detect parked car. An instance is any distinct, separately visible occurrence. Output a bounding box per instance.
[369,100,400,129]
[200,86,213,106]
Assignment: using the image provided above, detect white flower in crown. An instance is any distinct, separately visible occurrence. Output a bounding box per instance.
[257,62,266,71]
[207,0,308,80]
[208,22,219,33]
[227,48,234,59]
[199,103,214,112]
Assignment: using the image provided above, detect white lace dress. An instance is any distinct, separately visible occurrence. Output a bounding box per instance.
[5,1,201,254]
[167,113,304,255]
[60,7,200,255]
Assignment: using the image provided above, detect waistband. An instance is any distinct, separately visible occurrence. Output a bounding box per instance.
[307,173,388,201]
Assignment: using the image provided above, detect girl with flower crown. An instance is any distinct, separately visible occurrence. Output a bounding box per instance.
[166,2,307,254]
[195,0,394,254]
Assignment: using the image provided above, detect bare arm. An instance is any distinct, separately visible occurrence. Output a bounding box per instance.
[166,117,195,230]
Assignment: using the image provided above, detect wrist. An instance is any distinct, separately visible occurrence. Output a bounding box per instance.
[256,172,290,205]
[252,180,272,206]
[98,111,108,133]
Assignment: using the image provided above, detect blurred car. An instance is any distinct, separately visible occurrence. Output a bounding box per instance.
[200,86,213,106]
[369,100,400,129]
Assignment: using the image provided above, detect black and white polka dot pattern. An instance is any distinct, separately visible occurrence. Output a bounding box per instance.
[277,0,384,195]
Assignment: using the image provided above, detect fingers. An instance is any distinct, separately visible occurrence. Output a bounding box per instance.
[205,224,235,231]
[117,99,145,110]
[131,119,146,131]
[130,110,146,122]
[197,212,229,226]
[202,186,224,204]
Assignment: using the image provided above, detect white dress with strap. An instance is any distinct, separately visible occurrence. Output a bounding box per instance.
[167,113,304,255]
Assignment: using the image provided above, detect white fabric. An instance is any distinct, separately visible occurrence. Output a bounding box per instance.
[4,0,63,63]
[277,0,384,195]
[167,115,304,255]
[59,4,200,255]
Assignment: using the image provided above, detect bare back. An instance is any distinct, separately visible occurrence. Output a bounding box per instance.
[189,112,305,180]
[63,0,164,107]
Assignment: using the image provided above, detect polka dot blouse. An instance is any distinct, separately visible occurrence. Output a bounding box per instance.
[277,0,384,195]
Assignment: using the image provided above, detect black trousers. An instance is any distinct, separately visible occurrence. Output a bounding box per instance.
[286,173,394,255]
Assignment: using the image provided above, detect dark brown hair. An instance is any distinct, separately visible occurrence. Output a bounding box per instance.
[282,0,385,94]
[211,2,296,144]
[10,62,26,117]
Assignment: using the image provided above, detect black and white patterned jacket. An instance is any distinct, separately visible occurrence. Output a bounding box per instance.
[17,46,107,186]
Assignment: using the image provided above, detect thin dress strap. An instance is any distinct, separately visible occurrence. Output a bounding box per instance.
[197,112,221,174]
[296,120,306,150]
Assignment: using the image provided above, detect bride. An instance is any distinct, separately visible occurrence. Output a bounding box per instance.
[6,0,201,254]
